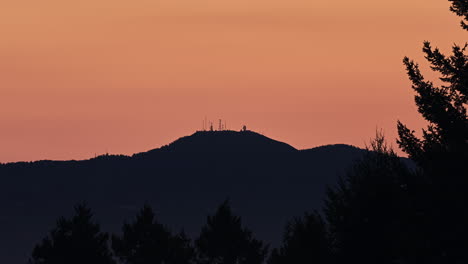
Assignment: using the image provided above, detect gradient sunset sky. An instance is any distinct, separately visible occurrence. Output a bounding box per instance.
[1,0,466,162]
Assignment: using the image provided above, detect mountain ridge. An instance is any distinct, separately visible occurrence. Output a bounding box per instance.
[2,130,361,165]
[0,131,379,264]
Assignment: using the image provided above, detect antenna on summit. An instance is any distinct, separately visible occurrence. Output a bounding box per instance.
[201,116,208,131]
[200,117,229,131]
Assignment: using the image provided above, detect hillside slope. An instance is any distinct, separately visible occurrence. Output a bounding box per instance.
[0,131,368,263]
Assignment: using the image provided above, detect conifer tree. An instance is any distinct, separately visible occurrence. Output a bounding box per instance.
[397,1,468,262]
[324,133,413,264]
[112,204,194,264]
[195,200,268,264]
[29,203,115,264]
[398,0,467,179]
[450,0,468,30]
[268,212,330,264]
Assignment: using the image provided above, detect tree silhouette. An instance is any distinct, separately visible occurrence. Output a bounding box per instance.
[29,203,115,264]
[195,200,268,264]
[398,0,467,181]
[268,211,330,264]
[398,44,467,174]
[450,0,468,30]
[397,1,467,262]
[325,133,413,264]
[112,204,194,264]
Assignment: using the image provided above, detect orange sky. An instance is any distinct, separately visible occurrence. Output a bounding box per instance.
[0,0,466,162]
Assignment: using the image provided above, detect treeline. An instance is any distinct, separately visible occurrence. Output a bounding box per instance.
[29,200,267,264]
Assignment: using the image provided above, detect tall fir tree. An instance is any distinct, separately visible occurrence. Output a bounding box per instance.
[195,200,268,264]
[112,204,194,264]
[324,133,413,264]
[398,0,467,183]
[29,203,115,264]
[397,1,467,262]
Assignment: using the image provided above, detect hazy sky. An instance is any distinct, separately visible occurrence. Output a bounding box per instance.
[0,0,466,162]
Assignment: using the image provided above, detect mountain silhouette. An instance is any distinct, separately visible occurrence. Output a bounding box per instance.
[148,130,297,153]
[1,130,379,263]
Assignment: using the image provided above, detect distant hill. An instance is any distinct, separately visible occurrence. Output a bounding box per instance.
[0,130,380,263]
[147,130,297,153]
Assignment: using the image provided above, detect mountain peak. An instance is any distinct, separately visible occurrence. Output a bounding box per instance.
[133,130,297,158]
[158,130,297,153]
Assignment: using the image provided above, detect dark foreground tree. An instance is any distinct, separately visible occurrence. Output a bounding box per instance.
[268,211,330,264]
[450,0,468,30]
[195,200,268,264]
[325,133,413,264]
[397,1,467,262]
[398,0,467,186]
[112,204,194,264]
[29,203,115,264]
